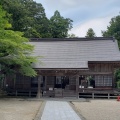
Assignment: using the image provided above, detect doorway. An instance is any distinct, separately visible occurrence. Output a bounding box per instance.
[55,76,69,89]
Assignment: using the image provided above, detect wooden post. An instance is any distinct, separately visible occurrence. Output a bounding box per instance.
[16,90,17,96]
[3,74,6,89]
[92,93,94,99]
[76,75,79,98]
[29,90,31,97]
[37,75,42,99]
[13,74,16,89]
[108,93,110,99]
[112,73,115,88]
[45,76,47,91]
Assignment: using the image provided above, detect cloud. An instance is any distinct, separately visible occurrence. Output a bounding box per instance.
[69,16,113,37]
[68,5,120,37]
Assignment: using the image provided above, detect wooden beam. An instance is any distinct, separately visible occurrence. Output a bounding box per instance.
[78,72,112,75]
[37,69,113,77]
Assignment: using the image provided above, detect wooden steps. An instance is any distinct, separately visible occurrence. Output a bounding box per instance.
[63,90,76,97]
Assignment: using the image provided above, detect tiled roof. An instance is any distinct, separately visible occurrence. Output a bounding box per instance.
[30,37,120,69]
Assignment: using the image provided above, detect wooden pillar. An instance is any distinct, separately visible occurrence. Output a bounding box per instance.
[112,65,115,88]
[14,74,16,89]
[45,76,47,91]
[3,74,6,89]
[112,73,115,88]
[108,93,110,99]
[15,90,17,96]
[37,75,42,99]
[76,75,79,98]
[29,90,31,97]
[92,93,94,99]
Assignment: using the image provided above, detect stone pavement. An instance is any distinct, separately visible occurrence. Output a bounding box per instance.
[41,101,81,120]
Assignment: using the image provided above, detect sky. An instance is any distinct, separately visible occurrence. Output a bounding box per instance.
[34,0,120,37]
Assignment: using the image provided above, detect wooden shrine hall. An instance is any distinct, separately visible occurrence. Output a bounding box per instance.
[5,37,120,98]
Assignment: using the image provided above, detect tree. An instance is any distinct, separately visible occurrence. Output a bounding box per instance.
[67,33,78,38]
[102,15,120,46]
[1,1,73,38]
[102,14,120,88]
[0,5,37,77]
[1,0,50,38]
[50,10,73,38]
[85,28,96,38]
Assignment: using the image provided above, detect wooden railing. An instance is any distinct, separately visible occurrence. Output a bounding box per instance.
[79,88,120,99]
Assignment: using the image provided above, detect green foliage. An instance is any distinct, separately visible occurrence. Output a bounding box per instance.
[1,1,73,38]
[0,74,4,81]
[0,6,37,76]
[114,69,120,88]
[85,28,96,38]
[67,33,78,38]
[1,0,48,38]
[0,6,11,29]
[115,69,120,81]
[50,10,73,38]
[102,15,120,46]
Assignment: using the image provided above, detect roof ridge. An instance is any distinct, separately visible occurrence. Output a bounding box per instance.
[30,37,114,42]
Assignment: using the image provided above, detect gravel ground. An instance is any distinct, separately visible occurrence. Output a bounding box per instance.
[0,98,42,120]
[73,100,120,120]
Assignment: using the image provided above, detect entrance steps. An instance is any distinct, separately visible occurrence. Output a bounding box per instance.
[63,90,76,97]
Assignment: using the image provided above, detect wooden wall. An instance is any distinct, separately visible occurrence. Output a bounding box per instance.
[88,63,113,73]
[15,74,31,90]
[5,63,117,91]
[88,63,114,88]
[69,76,76,90]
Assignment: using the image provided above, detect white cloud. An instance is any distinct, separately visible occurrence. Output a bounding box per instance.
[60,0,77,6]
[69,16,112,37]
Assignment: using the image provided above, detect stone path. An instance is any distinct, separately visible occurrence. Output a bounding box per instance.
[41,101,81,120]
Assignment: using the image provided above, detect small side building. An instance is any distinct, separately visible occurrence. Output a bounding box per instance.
[5,37,120,98]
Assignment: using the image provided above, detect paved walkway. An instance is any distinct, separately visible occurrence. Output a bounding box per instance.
[41,101,81,120]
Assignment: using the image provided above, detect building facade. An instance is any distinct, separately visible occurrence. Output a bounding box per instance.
[5,37,120,98]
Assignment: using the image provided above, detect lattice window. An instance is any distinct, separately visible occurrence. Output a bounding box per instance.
[104,76,112,86]
[95,76,104,86]
[95,75,112,86]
